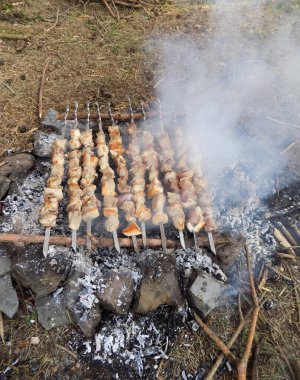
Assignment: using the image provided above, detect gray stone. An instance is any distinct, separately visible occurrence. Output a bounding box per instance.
[0,175,11,199]
[71,301,101,338]
[41,108,61,131]
[216,241,243,269]
[63,273,101,337]
[135,250,183,314]
[281,140,300,178]
[36,293,70,329]
[0,274,19,318]
[188,271,230,317]
[0,153,35,177]
[97,269,134,315]
[0,255,12,276]
[12,244,72,297]
[33,131,58,157]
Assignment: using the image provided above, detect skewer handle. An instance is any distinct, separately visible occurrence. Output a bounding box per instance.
[43,227,51,257]
[71,230,77,253]
[87,218,92,251]
[160,224,167,251]
[112,230,121,253]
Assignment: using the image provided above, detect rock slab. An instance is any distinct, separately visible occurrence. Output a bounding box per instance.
[36,294,70,329]
[135,250,183,314]
[33,131,58,157]
[0,274,19,318]
[0,175,11,199]
[97,269,134,315]
[0,153,35,177]
[12,244,72,297]
[188,271,230,317]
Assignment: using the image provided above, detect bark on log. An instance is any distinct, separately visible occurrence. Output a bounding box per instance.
[56,111,185,122]
[0,232,227,249]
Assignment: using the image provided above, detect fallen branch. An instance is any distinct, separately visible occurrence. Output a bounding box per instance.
[56,110,184,122]
[0,32,30,40]
[274,228,296,256]
[38,57,51,119]
[0,80,15,95]
[102,0,119,19]
[45,6,60,33]
[0,232,226,249]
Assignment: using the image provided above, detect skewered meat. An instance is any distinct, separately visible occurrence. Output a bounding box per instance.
[80,131,100,222]
[142,130,168,226]
[97,130,120,234]
[80,130,93,147]
[108,123,141,236]
[69,128,81,150]
[40,139,66,228]
[155,128,185,232]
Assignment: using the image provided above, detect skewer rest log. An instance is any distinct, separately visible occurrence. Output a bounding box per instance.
[56,111,185,122]
[0,232,227,249]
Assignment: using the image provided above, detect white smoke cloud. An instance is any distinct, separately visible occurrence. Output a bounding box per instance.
[152,0,300,203]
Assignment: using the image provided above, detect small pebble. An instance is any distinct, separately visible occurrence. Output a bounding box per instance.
[30,336,40,345]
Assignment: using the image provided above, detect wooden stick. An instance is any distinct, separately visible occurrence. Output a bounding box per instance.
[0,232,227,249]
[274,228,296,256]
[55,111,185,122]
[194,312,238,365]
[0,32,30,40]
[45,6,60,33]
[39,57,51,119]
[102,0,118,19]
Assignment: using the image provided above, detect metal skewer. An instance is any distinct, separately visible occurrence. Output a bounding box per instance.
[140,102,148,248]
[207,231,216,255]
[43,104,69,257]
[108,103,121,254]
[43,227,51,257]
[85,100,92,251]
[71,101,79,253]
[170,104,187,251]
[128,96,141,254]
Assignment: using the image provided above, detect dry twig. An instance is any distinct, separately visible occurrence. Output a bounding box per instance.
[45,7,60,33]
[38,57,51,119]
[0,311,4,344]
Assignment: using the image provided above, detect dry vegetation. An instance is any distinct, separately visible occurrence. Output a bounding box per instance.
[1,0,300,379]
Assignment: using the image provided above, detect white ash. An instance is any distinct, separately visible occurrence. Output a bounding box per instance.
[176,248,227,282]
[89,312,174,377]
[216,197,277,262]
[0,163,49,234]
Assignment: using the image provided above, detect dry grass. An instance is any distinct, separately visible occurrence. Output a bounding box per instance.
[0,0,210,158]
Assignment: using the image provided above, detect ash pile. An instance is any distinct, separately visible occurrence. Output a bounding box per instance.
[0,103,299,379]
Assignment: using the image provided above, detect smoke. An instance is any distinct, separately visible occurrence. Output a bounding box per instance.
[153,0,300,204]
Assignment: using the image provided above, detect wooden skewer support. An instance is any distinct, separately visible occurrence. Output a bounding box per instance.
[0,232,225,249]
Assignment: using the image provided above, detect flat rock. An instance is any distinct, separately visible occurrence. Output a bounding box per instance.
[97,269,134,315]
[0,153,35,177]
[188,271,230,317]
[36,293,70,329]
[33,131,58,157]
[216,241,243,269]
[0,253,12,276]
[135,250,183,314]
[71,301,101,338]
[0,175,11,199]
[41,108,61,131]
[0,274,19,318]
[12,244,72,297]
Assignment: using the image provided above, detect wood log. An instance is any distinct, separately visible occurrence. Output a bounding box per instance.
[0,232,227,249]
[55,111,185,122]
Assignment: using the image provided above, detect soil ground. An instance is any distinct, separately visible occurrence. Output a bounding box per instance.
[0,0,300,379]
